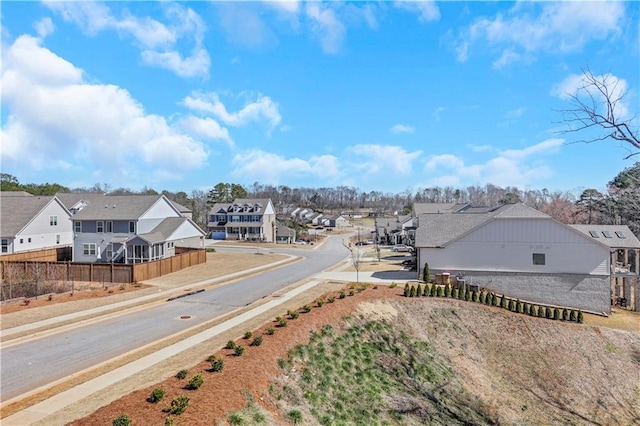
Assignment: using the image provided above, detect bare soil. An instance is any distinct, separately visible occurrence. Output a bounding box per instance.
[69,286,640,426]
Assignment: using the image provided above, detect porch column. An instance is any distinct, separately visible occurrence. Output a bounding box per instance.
[635,249,639,275]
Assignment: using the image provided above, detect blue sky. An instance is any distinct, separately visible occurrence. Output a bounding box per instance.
[1,1,638,195]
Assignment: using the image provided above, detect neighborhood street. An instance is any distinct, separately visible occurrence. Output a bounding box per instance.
[0,236,351,402]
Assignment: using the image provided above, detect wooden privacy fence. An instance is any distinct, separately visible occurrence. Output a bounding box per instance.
[0,246,72,262]
[0,248,206,300]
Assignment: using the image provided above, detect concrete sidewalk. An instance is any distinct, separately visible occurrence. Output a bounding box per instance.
[315,270,418,283]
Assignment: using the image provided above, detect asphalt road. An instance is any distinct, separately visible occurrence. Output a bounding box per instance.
[0,235,351,401]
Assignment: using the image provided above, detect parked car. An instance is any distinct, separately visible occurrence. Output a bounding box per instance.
[295,240,307,245]
[392,244,413,252]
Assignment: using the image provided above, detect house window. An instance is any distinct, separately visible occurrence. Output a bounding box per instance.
[56,235,60,244]
[50,215,58,226]
[28,238,31,243]
[83,243,97,256]
[602,231,613,238]
[129,221,135,233]
[97,221,104,233]
[532,253,546,265]
[20,238,23,244]
[74,221,82,233]
[106,244,113,260]
[1,239,8,253]
[106,221,113,233]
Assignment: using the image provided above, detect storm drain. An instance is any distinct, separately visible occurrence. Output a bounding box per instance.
[178,315,192,320]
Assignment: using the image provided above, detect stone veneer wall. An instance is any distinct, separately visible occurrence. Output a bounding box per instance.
[431,269,610,314]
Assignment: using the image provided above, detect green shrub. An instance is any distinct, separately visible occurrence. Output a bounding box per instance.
[500,296,508,309]
[479,291,486,304]
[465,289,472,301]
[516,300,523,313]
[553,308,560,320]
[225,340,237,349]
[147,388,165,403]
[316,298,324,307]
[577,310,584,323]
[175,369,188,380]
[267,326,276,335]
[227,412,246,426]
[508,298,515,311]
[528,304,536,316]
[445,285,452,298]
[290,310,299,319]
[287,409,303,424]
[244,331,253,339]
[453,288,459,299]
[113,415,131,426]
[348,289,355,296]
[251,335,263,346]
[570,310,577,322]
[537,306,546,318]
[301,304,312,313]
[410,285,417,297]
[492,293,498,306]
[210,357,224,372]
[403,283,410,297]
[389,282,398,288]
[545,306,553,319]
[187,374,204,390]
[562,308,569,321]
[458,287,465,300]
[170,394,190,415]
[438,285,445,297]
[165,417,174,426]
[472,290,479,302]
[234,345,246,356]
[423,263,430,283]
[415,284,422,296]
[485,292,492,305]
[277,317,287,327]
[339,291,346,299]
[327,296,336,303]
[430,284,437,297]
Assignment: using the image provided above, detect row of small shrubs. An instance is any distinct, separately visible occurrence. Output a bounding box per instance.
[403,283,584,323]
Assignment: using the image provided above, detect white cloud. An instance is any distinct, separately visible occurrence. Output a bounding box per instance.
[505,107,526,119]
[394,0,440,23]
[424,139,563,187]
[456,1,624,66]
[182,92,282,132]
[45,1,210,77]
[390,124,415,134]
[0,34,209,187]
[432,106,446,122]
[305,2,346,54]
[34,17,55,38]
[348,144,422,175]
[180,116,234,148]
[231,150,341,184]
[552,72,630,120]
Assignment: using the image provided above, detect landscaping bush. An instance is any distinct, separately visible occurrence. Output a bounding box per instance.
[339,291,346,299]
[410,285,417,297]
[577,310,584,323]
[438,285,445,297]
[301,304,312,313]
[516,300,523,313]
[570,310,577,322]
[186,374,204,390]
[175,369,188,380]
[251,335,263,346]
[545,306,553,319]
[170,395,190,415]
[288,409,303,425]
[537,306,546,318]
[458,287,465,300]
[234,345,246,356]
[289,310,299,319]
[452,288,459,299]
[553,308,560,320]
[390,282,398,288]
[210,357,224,372]
[403,283,410,297]
[416,284,423,296]
[113,415,131,426]
[165,417,174,426]
[508,298,515,311]
[316,298,324,307]
[500,296,508,309]
[244,331,253,339]
[562,308,569,321]
[465,289,472,301]
[147,388,165,403]
[479,291,486,304]
[277,317,287,327]
[528,305,536,316]
[423,262,431,283]
[327,296,336,303]
[225,340,237,350]
[430,284,437,297]
[267,326,276,335]
[472,290,479,302]
[348,289,355,296]
[491,293,498,306]
[445,285,452,298]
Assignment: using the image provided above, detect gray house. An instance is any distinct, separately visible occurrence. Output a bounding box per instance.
[415,203,615,313]
[208,198,276,242]
[57,193,205,264]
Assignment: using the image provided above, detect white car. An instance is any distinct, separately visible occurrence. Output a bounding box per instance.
[392,244,413,252]
[294,240,307,245]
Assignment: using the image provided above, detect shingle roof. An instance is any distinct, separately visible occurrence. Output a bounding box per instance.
[0,191,34,197]
[137,217,193,244]
[210,198,271,213]
[413,203,467,215]
[63,194,169,220]
[415,203,551,247]
[569,225,640,249]
[1,196,57,236]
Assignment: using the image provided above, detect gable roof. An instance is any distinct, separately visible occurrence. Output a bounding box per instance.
[0,196,68,237]
[415,203,551,248]
[210,198,272,213]
[413,203,467,215]
[60,194,177,220]
[569,225,640,249]
[0,191,34,197]
[135,217,204,244]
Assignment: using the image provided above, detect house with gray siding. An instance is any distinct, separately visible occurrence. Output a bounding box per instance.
[208,199,276,242]
[57,193,205,263]
[0,192,73,254]
[415,203,614,313]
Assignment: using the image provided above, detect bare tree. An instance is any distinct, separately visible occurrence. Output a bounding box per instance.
[557,67,639,159]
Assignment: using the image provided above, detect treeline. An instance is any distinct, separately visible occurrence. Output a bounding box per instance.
[2,162,638,236]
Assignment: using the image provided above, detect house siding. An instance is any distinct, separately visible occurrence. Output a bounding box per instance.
[16,200,73,253]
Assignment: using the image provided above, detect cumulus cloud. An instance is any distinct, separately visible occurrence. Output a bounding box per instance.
[390,124,415,134]
[424,139,563,187]
[182,91,282,132]
[45,1,210,77]
[347,144,422,175]
[394,0,440,23]
[306,2,346,54]
[455,1,624,66]
[0,33,209,187]
[231,149,341,184]
[179,116,234,148]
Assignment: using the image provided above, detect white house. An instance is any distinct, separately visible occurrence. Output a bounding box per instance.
[207,198,276,242]
[0,192,73,255]
[415,203,614,313]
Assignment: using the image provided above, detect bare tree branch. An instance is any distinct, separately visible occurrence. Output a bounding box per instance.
[556,66,639,159]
